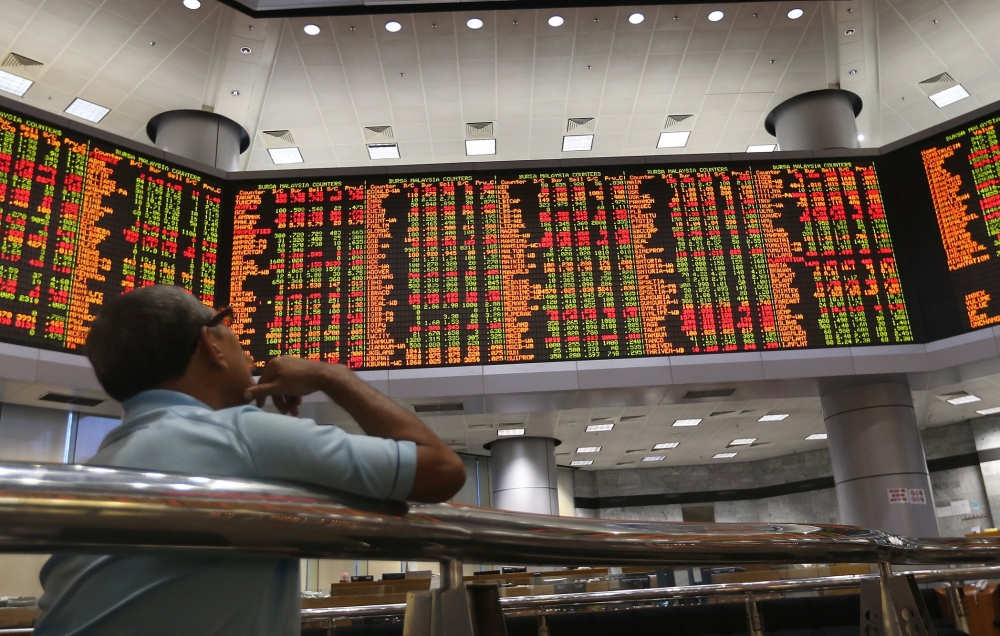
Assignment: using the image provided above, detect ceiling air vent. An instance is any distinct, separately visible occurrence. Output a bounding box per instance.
[739,409,756,414]
[467,422,494,430]
[364,126,395,142]
[567,117,596,133]
[616,461,635,466]
[664,114,694,128]
[466,122,493,138]
[39,392,105,407]
[498,422,524,429]
[1,53,43,75]
[624,448,648,454]
[262,130,295,147]
[920,72,956,85]
[590,416,615,423]
[412,402,464,413]
[683,388,735,399]
[618,415,645,422]
[710,410,735,417]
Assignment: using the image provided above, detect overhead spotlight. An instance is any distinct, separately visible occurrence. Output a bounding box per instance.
[230,89,240,96]
[182,0,201,8]
[385,21,403,32]
[787,8,804,19]
[857,133,865,141]
[708,10,725,22]
[466,17,484,29]
[548,15,565,27]
[628,12,645,24]
[303,24,321,35]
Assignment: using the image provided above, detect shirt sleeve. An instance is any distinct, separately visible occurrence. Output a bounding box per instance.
[233,408,417,501]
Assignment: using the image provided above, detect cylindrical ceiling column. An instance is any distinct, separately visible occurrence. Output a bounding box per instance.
[146,110,250,172]
[820,377,939,537]
[764,89,863,151]
[489,437,559,515]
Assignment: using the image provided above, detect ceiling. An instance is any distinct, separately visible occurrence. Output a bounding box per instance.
[0,0,998,169]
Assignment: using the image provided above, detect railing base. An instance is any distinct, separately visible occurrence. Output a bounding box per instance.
[403,583,506,636]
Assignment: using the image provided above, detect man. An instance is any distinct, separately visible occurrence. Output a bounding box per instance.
[34,285,466,636]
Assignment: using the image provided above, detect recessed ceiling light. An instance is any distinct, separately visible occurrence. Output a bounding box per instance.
[787,8,804,19]
[977,407,1000,416]
[586,423,614,432]
[657,131,690,148]
[385,21,403,32]
[303,24,321,35]
[562,134,593,151]
[577,446,601,453]
[628,12,645,24]
[708,10,725,22]
[713,452,737,459]
[806,433,828,440]
[367,143,400,159]
[729,438,757,446]
[947,394,981,405]
[182,0,201,8]
[548,15,565,27]
[653,442,679,450]
[570,460,593,466]
[240,46,252,54]
[642,456,665,462]
[467,17,484,29]
[857,133,865,141]
[757,414,789,421]
[672,418,702,427]
[497,428,524,436]
[230,89,240,96]
[465,138,496,156]
[267,147,304,164]
[929,84,970,108]
[845,28,856,35]
[747,144,777,152]
[64,98,110,123]
[0,69,33,97]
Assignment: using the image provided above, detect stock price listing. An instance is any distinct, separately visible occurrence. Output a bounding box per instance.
[231,162,913,371]
[921,113,1000,330]
[0,107,221,352]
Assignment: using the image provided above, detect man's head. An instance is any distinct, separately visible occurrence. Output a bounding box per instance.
[86,285,254,407]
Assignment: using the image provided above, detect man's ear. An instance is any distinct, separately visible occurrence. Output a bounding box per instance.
[196,327,229,369]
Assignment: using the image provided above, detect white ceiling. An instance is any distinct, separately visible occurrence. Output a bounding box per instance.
[0,0,998,169]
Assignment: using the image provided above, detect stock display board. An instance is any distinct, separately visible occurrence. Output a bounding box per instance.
[916,112,1000,330]
[230,163,914,370]
[0,106,221,353]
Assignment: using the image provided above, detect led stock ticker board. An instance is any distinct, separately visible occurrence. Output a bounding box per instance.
[230,163,914,371]
[0,106,221,353]
[920,113,1000,330]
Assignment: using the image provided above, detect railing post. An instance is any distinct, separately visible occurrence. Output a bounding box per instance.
[878,562,902,636]
[440,560,464,591]
[745,592,764,636]
[945,584,971,635]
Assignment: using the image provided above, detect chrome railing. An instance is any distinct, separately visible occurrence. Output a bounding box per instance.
[0,462,998,566]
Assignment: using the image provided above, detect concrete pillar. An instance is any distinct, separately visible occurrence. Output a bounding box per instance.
[820,377,939,536]
[146,110,249,171]
[764,89,862,151]
[489,437,559,515]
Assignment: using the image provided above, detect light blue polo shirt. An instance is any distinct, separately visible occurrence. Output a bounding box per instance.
[34,389,418,636]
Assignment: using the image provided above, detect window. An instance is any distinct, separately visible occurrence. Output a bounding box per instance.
[73,415,121,463]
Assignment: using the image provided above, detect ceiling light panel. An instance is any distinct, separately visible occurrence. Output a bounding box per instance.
[385,21,402,32]
[929,85,970,108]
[367,143,400,160]
[465,138,496,156]
[787,8,804,19]
[947,394,981,405]
[466,18,484,29]
[642,456,665,462]
[758,414,789,421]
[977,407,1000,416]
[708,10,725,22]
[65,98,110,123]
[747,144,777,153]
[628,13,645,24]
[672,418,701,427]
[657,131,690,148]
[182,0,201,8]
[268,147,304,164]
[562,135,593,151]
[0,70,33,97]
[713,452,737,459]
[806,433,828,440]
[497,428,524,436]
[653,442,679,450]
[303,24,321,35]
[570,460,593,466]
[586,423,614,432]
[548,15,564,27]
[576,446,601,453]
[728,438,757,446]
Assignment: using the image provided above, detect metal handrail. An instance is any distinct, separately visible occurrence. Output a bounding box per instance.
[300,565,1000,621]
[0,462,998,566]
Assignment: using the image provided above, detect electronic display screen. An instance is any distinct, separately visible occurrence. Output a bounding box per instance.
[0,106,221,353]
[230,162,915,370]
[912,112,1000,331]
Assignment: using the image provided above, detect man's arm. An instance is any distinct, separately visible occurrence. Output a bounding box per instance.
[244,357,466,502]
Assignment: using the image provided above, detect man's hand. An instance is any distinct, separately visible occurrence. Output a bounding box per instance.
[244,357,344,416]
[245,356,466,502]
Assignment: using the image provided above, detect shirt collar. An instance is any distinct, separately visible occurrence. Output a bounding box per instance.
[121,390,212,418]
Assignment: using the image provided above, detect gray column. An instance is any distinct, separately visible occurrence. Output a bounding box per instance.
[764,89,862,151]
[146,110,249,171]
[820,377,939,537]
[489,437,559,515]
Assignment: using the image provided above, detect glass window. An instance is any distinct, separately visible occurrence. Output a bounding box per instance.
[74,415,121,464]
[0,404,71,463]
